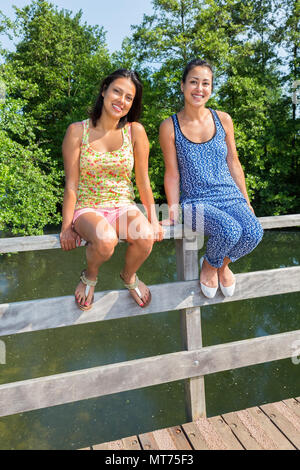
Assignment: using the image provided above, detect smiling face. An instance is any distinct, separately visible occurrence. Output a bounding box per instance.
[102,77,136,120]
[181,66,213,107]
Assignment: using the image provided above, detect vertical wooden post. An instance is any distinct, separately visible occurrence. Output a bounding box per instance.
[176,236,207,421]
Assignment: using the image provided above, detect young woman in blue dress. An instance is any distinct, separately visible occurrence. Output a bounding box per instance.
[159,59,263,298]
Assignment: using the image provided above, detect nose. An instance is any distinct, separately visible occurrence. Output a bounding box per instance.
[119,94,126,107]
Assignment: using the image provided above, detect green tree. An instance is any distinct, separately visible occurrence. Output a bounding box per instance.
[7,0,111,164]
[0,64,62,235]
[0,0,112,234]
[130,0,299,214]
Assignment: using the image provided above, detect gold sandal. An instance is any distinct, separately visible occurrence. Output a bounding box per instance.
[120,273,152,308]
[76,270,98,311]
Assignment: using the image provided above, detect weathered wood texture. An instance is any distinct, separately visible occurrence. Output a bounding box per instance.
[176,238,206,421]
[92,435,141,450]
[1,266,299,338]
[257,214,300,229]
[139,426,193,450]
[0,329,299,418]
[85,398,300,450]
[1,213,299,254]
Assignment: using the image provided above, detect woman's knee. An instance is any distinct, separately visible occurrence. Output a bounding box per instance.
[247,219,264,246]
[220,220,243,247]
[236,220,263,253]
[92,237,118,260]
[130,232,154,255]
[127,217,155,249]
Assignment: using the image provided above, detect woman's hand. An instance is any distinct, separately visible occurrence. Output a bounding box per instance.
[60,226,81,251]
[151,220,164,242]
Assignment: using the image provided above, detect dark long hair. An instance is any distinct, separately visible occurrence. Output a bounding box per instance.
[182,59,214,91]
[90,69,143,128]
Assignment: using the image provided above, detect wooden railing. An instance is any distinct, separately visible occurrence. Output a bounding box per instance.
[0,214,299,422]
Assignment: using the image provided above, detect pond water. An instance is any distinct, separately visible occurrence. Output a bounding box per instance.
[0,229,299,449]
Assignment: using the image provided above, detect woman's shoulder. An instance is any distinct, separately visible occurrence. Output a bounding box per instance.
[128,121,147,137]
[159,116,175,133]
[63,121,85,146]
[128,121,145,133]
[127,121,148,145]
[214,109,232,126]
[66,120,85,137]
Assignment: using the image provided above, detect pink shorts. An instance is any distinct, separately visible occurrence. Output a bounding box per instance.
[72,205,139,226]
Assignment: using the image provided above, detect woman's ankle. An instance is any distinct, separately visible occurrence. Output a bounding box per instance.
[203,258,218,272]
[120,270,136,284]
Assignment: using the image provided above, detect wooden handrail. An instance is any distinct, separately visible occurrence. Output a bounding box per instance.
[0,213,300,254]
[0,329,299,418]
[0,213,299,423]
[1,266,299,338]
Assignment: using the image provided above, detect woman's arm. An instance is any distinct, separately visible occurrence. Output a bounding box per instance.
[159,118,181,224]
[217,111,254,213]
[131,122,164,241]
[60,122,82,250]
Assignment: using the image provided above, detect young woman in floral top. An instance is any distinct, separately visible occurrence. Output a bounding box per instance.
[60,69,163,310]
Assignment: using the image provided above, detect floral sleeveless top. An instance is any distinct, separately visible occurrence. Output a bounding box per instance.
[75,119,135,209]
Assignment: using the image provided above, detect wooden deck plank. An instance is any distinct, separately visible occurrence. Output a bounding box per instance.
[181,422,212,450]
[240,407,295,450]
[260,402,300,449]
[166,426,193,450]
[92,435,141,450]
[264,401,300,433]
[138,426,192,450]
[208,416,244,450]
[138,431,160,450]
[89,398,300,451]
[122,436,142,450]
[183,419,231,450]
[221,411,264,450]
[92,439,125,450]
[283,398,300,419]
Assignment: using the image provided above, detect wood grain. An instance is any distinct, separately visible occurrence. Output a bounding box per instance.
[0,329,299,418]
[1,266,299,338]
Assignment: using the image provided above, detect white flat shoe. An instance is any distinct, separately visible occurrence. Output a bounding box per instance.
[219,277,236,297]
[199,256,218,299]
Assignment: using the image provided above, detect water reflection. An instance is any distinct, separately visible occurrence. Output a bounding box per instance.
[0,230,299,449]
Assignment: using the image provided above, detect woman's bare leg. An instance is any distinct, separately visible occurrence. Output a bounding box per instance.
[200,258,218,288]
[218,256,235,286]
[74,213,118,307]
[114,208,154,306]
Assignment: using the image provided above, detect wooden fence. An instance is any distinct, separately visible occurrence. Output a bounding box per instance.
[0,214,299,422]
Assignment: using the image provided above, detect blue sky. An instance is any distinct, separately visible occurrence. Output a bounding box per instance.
[0,0,154,52]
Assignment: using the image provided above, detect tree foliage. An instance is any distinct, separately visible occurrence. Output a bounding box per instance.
[0,0,299,235]
[130,0,300,215]
[0,63,61,234]
[0,0,111,234]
